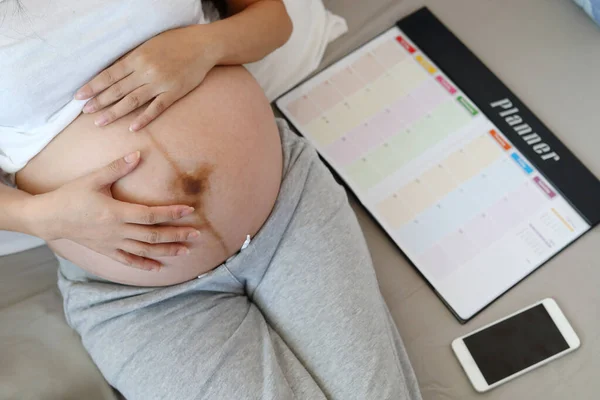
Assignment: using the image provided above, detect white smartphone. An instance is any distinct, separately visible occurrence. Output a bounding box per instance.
[452,298,580,392]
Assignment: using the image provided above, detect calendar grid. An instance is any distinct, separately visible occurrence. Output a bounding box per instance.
[277,25,590,321]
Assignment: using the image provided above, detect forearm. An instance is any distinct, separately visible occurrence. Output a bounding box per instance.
[0,184,36,236]
[198,0,292,65]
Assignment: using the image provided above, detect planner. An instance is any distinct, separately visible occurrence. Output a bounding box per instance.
[276,8,600,322]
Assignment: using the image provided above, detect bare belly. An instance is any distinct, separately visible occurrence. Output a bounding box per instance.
[16,66,283,287]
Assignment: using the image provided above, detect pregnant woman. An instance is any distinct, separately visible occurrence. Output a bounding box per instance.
[0,0,421,398]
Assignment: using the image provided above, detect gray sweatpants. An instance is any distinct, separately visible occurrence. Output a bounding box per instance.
[57,119,422,400]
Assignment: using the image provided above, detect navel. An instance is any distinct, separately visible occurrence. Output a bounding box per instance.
[144,129,229,256]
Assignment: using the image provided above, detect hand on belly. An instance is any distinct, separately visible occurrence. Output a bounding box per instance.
[23,150,201,271]
[17,66,283,287]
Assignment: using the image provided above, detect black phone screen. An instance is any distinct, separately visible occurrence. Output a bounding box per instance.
[463,304,570,385]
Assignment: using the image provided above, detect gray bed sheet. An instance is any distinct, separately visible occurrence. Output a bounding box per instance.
[1,1,599,399]
[320,1,600,399]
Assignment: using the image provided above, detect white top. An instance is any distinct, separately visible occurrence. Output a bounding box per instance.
[0,0,210,175]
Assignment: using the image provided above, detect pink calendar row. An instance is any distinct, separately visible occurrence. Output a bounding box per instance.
[323,79,449,166]
[414,180,549,280]
[285,38,410,125]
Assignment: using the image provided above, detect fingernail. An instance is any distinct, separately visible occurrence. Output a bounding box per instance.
[187,230,201,240]
[74,91,90,100]
[177,247,190,256]
[180,207,195,218]
[95,115,108,127]
[129,123,141,132]
[124,151,140,163]
[83,103,95,113]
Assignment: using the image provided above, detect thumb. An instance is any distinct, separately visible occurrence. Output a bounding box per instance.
[89,151,141,188]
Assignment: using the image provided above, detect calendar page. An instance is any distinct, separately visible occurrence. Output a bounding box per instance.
[276,8,600,322]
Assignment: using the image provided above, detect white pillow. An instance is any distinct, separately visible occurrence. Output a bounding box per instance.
[244,0,348,101]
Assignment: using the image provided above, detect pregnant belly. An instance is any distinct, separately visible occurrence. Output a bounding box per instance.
[16,66,283,287]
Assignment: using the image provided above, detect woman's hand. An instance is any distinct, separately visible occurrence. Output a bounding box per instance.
[25,151,200,271]
[75,26,219,132]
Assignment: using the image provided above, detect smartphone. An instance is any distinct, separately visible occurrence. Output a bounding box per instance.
[452,298,580,392]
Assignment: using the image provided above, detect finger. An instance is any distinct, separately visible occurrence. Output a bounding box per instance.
[119,203,196,225]
[129,93,176,132]
[121,239,190,258]
[75,61,133,100]
[88,151,141,188]
[125,225,201,244]
[113,249,162,271]
[82,74,142,114]
[93,85,153,127]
